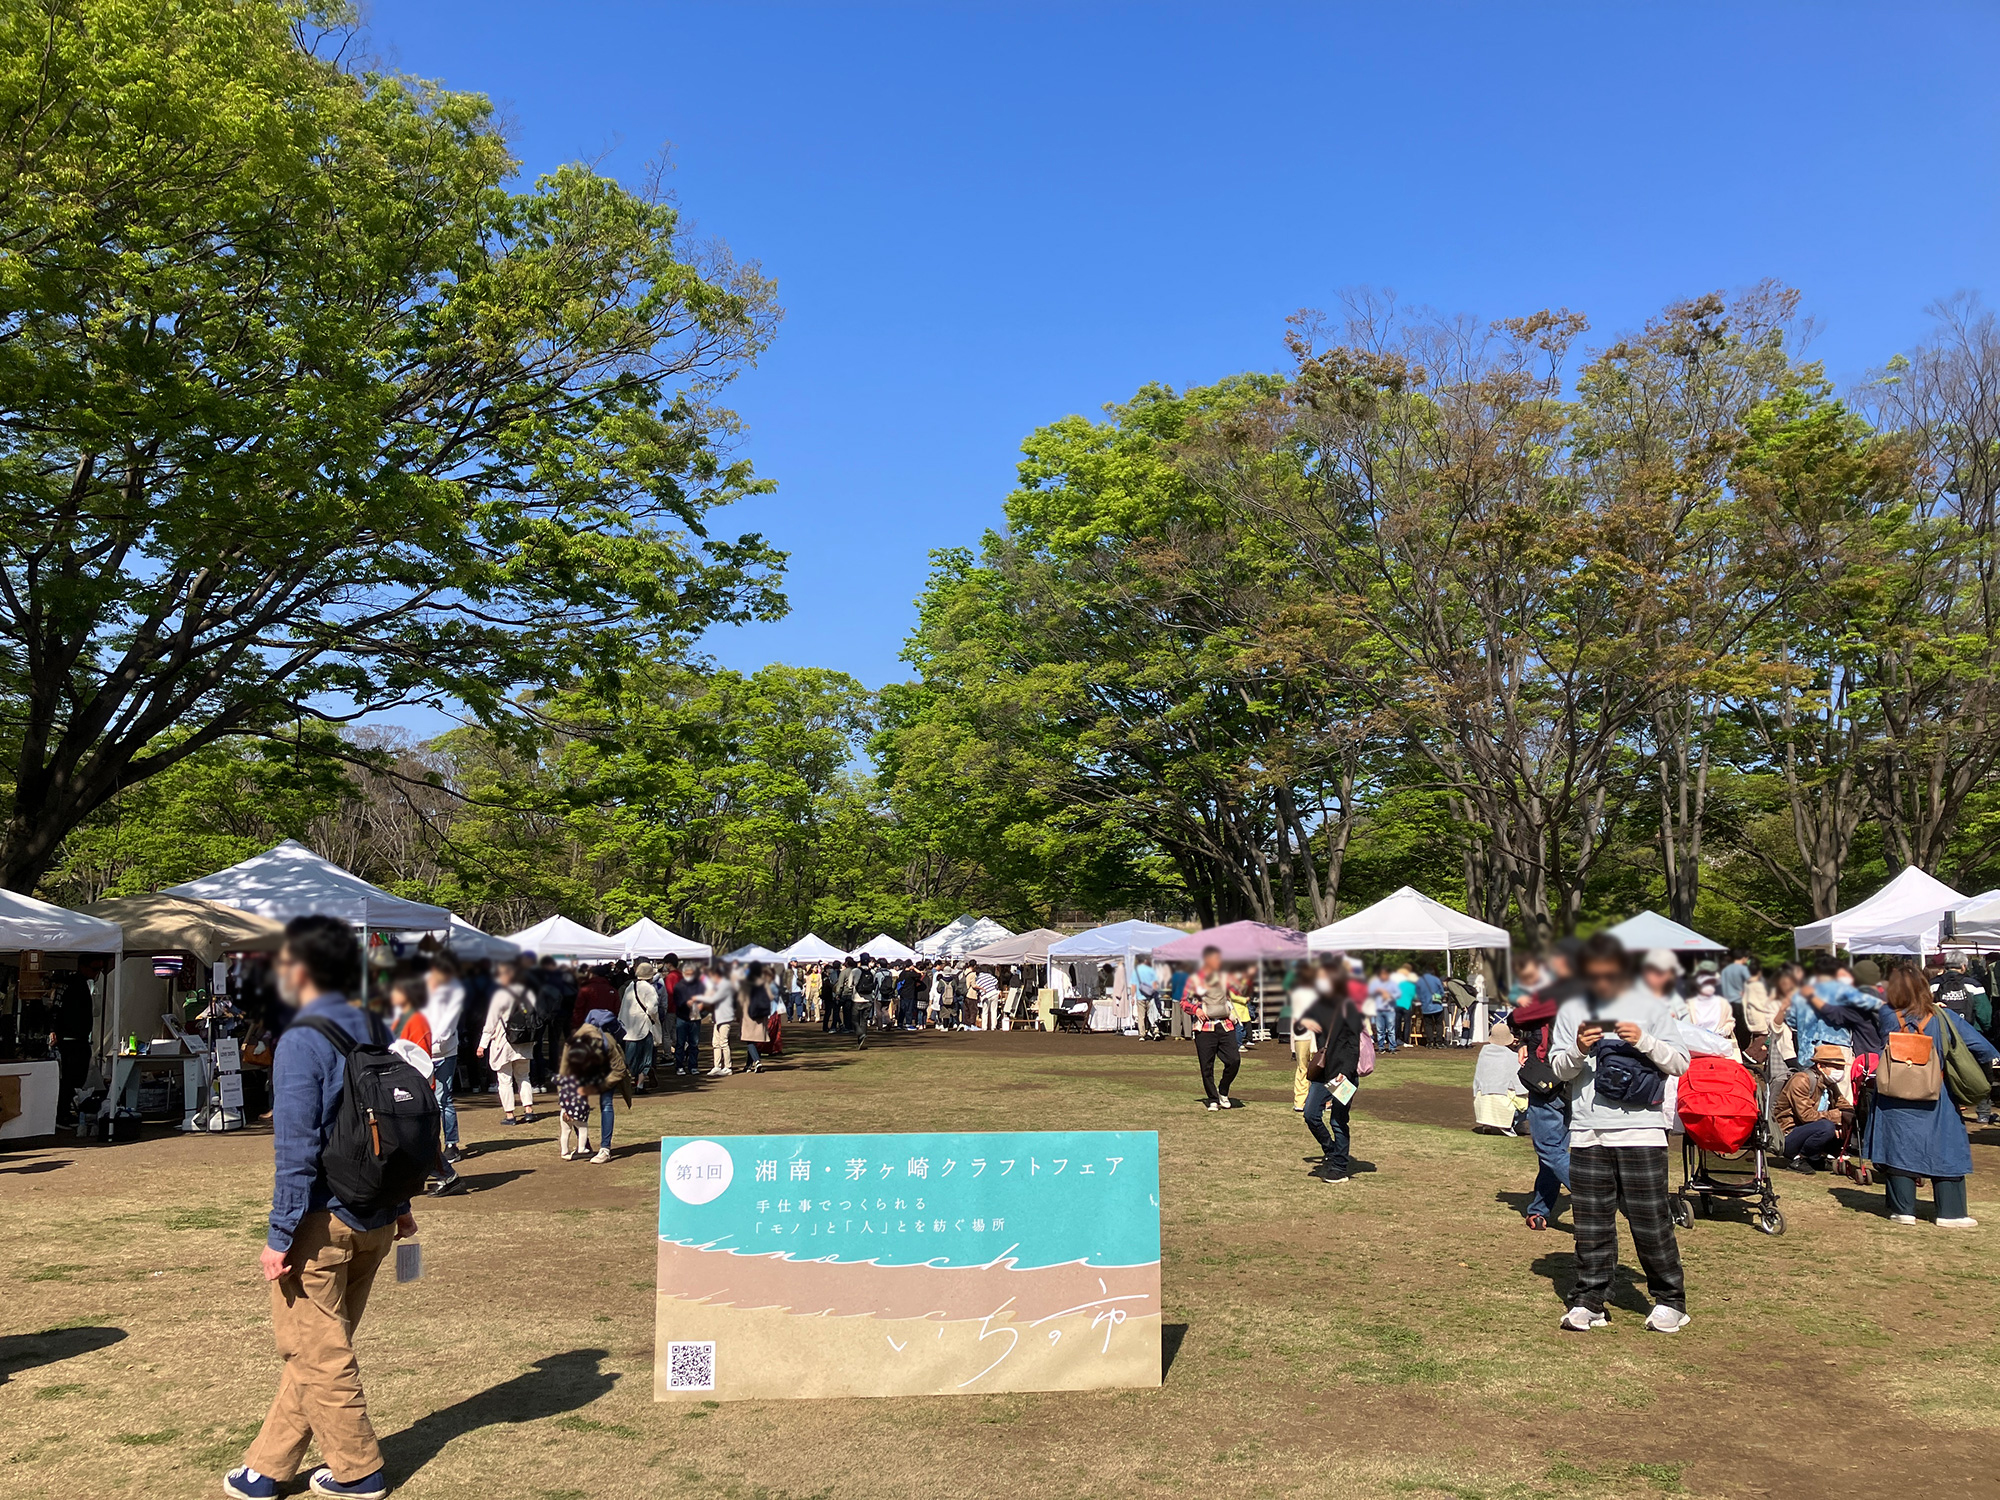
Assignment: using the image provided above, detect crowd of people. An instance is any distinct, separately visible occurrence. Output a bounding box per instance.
[218,911,2000,1497]
[1469,937,2000,1336]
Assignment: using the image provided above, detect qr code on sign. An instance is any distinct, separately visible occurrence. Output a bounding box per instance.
[666,1340,716,1391]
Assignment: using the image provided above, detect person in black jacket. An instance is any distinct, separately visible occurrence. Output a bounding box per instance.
[1297,958,1367,1184]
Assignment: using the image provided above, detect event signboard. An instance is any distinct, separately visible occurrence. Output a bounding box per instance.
[655,1129,1160,1401]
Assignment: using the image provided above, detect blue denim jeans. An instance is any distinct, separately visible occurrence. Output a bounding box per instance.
[598,1092,615,1149]
[623,1035,654,1085]
[1372,1008,1397,1052]
[1303,1079,1352,1175]
[673,1016,700,1073]
[432,1054,460,1148]
[1525,1093,1571,1219]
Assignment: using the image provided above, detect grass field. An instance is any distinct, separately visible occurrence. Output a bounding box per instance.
[4,1027,1999,1500]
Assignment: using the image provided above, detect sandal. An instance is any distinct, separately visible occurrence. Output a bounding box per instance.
[1525,1213,1548,1232]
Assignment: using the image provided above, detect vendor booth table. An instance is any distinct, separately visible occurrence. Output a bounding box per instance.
[0,889,124,1137]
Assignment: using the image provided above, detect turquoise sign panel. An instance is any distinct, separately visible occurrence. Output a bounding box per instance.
[658,1129,1160,1270]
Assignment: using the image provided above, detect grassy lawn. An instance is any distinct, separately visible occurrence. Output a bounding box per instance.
[4,1028,1998,1499]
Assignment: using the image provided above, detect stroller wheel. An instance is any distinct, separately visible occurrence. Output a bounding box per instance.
[1758,1208,1786,1236]
[1669,1198,1694,1230]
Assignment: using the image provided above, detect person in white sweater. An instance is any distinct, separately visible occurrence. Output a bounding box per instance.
[1549,933,1691,1336]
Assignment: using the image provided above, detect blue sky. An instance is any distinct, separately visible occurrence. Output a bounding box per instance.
[363,0,2000,709]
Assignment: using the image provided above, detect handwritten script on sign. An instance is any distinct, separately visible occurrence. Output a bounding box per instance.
[654,1130,1161,1400]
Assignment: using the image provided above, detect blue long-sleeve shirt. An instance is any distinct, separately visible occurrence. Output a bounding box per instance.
[1787,979,1881,1059]
[267,994,407,1253]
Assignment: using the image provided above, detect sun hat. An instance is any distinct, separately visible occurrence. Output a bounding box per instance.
[634,962,658,980]
[1810,1043,1848,1066]
[1486,1022,1516,1048]
[1641,947,1683,975]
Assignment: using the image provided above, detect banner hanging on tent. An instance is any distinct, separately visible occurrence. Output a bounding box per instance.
[655,1129,1161,1401]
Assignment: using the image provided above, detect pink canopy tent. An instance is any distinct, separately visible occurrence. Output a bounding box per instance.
[1152,920,1307,966]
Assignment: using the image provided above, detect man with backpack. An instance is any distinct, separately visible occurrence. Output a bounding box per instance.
[226,917,434,1500]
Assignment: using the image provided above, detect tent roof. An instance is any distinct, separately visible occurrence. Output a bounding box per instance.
[1794,866,1966,951]
[167,839,451,929]
[1603,909,1722,953]
[1155,919,1308,966]
[916,915,1015,957]
[0,889,124,955]
[79,893,282,966]
[610,917,713,961]
[1048,919,1188,959]
[851,933,919,961]
[502,914,628,962]
[723,943,783,964]
[1849,889,2000,956]
[1307,888,1508,955]
[1946,890,2000,945]
[965,927,1068,963]
[779,933,846,962]
[428,914,520,962]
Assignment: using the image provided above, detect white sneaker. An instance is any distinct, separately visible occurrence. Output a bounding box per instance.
[1645,1306,1691,1334]
[1559,1306,1607,1332]
[1217,1095,1235,1109]
[590,1148,612,1164]
[1205,1100,1220,1111]
[1889,1213,1919,1225]
[1938,1216,1980,1228]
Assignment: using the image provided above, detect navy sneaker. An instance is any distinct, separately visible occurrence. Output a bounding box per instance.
[223,1468,280,1499]
[309,1469,388,1499]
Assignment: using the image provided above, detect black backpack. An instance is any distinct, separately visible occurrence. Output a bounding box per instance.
[300,1016,442,1216]
[502,989,538,1044]
[854,967,877,997]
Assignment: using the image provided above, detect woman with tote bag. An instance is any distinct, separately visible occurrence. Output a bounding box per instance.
[1865,965,1999,1227]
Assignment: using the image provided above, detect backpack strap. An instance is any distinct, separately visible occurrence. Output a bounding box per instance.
[298,1014,357,1055]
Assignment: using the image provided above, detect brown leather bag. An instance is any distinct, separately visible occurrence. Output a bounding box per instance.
[1877,1017,1941,1101]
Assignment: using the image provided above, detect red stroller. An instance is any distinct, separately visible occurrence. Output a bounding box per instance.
[1670,1053,1785,1236]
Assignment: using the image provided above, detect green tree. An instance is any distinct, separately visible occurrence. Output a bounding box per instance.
[0,0,784,890]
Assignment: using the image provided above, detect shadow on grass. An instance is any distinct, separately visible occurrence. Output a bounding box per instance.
[1828,1184,1892,1218]
[1496,1190,1574,1234]
[381,1348,617,1483]
[0,1325,126,1383]
[450,1168,535,1194]
[1526,1254,1653,1316]
[1162,1323,1188,1381]
[0,1159,67,1175]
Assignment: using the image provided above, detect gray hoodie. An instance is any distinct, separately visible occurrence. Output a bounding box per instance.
[1549,986,1690,1135]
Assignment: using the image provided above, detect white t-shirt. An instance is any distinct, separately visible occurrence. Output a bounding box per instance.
[426,979,465,1059]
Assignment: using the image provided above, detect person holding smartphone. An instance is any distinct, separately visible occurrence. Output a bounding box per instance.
[1297,958,1366,1182]
[1549,933,1691,1335]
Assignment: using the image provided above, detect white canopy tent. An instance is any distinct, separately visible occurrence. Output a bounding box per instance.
[1307,887,1510,1042]
[1308,886,1511,959]
[916,915,1014,958]
[850,933,919,961]
[610,917,712,961]
[393,913,520,963]
[1793,866,1966,953]
[1946,890,2000,946]
[167,839,450,930]
[1604,910,1723,953]
[0,890,126,955]
[0,889,125,1054]
[723,943,784,964]
[779,933,846,962]
[502,914,629,962]
[1848,889,2000,957]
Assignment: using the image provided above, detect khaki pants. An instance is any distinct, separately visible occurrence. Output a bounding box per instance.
[246,1210,395,1482]
[711,1020,732,1073]
[1293,1033,1312,1109]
